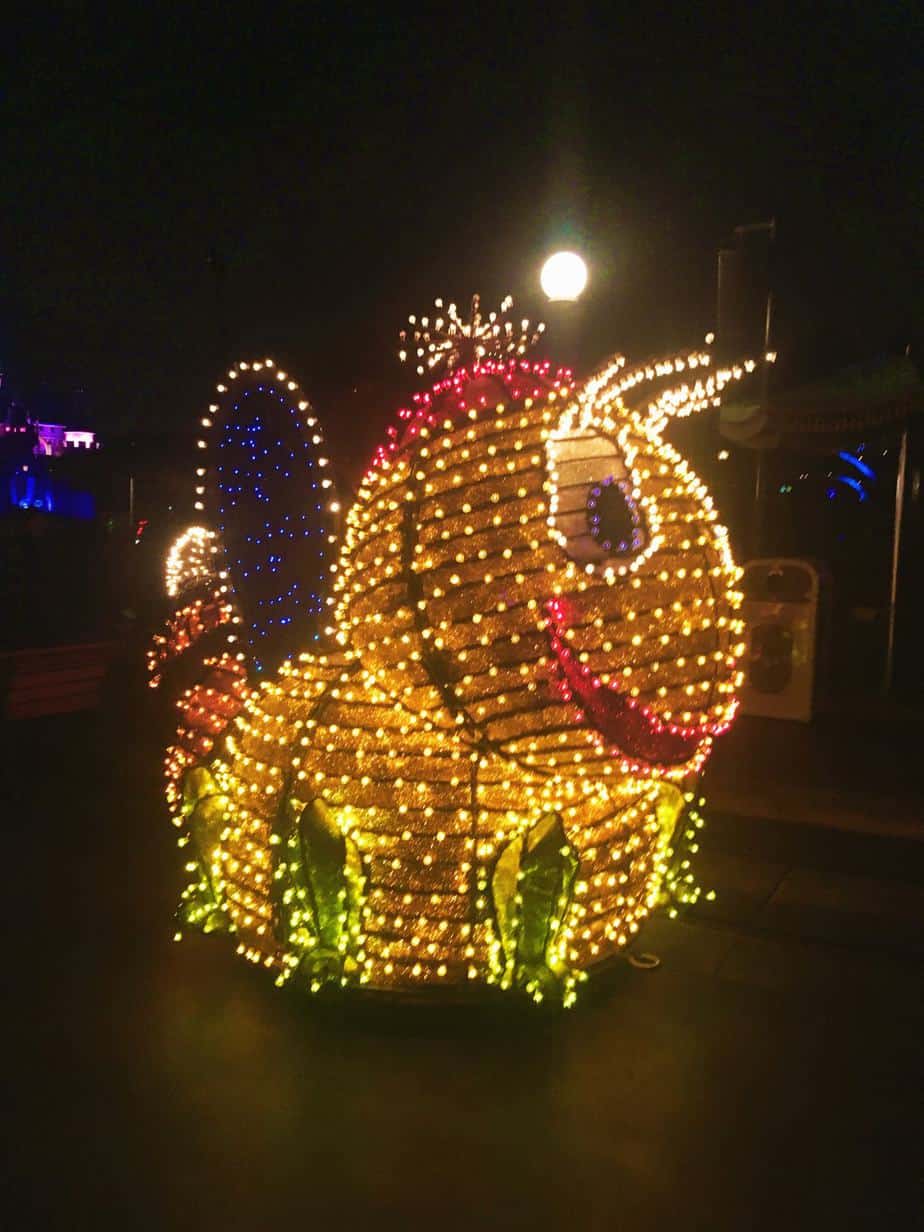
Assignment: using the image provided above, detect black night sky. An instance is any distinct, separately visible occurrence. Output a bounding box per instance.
[3,3,921,446]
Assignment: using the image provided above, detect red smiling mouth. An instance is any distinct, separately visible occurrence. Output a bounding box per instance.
[545,598,734,770]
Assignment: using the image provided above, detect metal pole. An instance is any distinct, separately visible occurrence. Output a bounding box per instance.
[883,427,908,694]
[754,287,775,558]
[753,450,764,557]
[761,291,774,402]
[128,474,135,528]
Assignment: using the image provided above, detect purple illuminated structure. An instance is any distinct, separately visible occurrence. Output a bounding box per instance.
[1,386,98,517]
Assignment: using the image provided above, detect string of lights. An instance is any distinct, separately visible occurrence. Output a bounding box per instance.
[198,358,339,673]
[153,359,340,684]
[154,361,340,934]
[399,294,545,376]
[167,314,752,1005]
[165,526,218,598]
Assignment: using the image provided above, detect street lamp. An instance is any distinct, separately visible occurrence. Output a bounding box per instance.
[540,250,588,302]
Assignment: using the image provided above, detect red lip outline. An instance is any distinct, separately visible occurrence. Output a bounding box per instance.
[545,598,736,771]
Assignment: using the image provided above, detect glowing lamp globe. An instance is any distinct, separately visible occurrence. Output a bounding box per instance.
[540,251,588,302]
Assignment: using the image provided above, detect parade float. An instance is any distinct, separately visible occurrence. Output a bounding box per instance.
[157,296,753,1004]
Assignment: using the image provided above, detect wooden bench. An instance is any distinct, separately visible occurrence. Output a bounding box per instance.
[0,642,117,720]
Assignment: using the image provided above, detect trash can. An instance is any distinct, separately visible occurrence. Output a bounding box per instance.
[739,559,821,721]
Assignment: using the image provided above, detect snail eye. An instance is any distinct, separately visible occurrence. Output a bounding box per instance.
[547,423,648,565]
[586,475,646,556]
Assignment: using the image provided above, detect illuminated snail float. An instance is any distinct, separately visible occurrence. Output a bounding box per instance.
[165,296,754,1004]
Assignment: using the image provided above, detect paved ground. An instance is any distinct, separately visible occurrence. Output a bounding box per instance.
[703,706,924,837]
[3,679,922,1231]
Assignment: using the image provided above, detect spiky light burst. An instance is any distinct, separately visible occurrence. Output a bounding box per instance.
[399,294,546,376]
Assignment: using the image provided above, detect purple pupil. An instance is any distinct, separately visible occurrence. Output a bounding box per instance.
[586,474,645,555]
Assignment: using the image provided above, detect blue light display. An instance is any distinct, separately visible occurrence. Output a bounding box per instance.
[835,474,868,501]
[2,467,94,518]
[837,450,876,481]
[200,363,338,674]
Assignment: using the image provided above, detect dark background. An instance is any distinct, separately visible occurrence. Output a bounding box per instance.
[2,16,924,1226]
[2,2,921,449]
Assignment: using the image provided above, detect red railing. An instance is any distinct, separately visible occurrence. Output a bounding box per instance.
[0,642,117,720]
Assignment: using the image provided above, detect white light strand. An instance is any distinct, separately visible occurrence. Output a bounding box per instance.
[399,294,546,376]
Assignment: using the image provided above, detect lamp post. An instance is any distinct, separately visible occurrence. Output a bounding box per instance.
[883,426,909,694]
[540,251,588,365]
[716,220,776,557]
